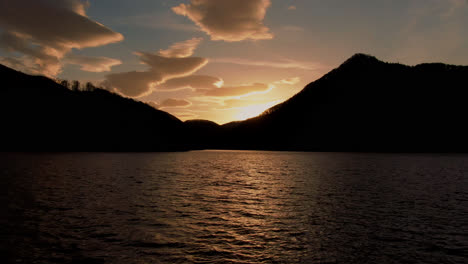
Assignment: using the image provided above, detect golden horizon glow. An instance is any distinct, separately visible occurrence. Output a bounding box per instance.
[234,100,282,121]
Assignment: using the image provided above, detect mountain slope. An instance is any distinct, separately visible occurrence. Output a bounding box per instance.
[220,54,468,151]
[0,65,187,151]
[1,53,468,152]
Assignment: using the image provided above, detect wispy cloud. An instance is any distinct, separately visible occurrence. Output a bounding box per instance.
[274,77,301,85]
[105,38,208,97]
[173,112,199,119]
[65,54,121,72]
[159,98,192,108]
[205,83,274,97]
[146,101,160,110]
[211,57,321,71]
[159,38,203,58]
[155,75,223,91]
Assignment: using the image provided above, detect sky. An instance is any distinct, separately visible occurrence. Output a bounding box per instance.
[0,0,467,124]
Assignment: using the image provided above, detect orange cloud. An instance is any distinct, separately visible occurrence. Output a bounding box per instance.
[106,71,159,98]
[176,113,198,119]
[159,37,203,58]
[0,31,61,76]
[0,0,123,76]
[155,75,223,91]
[146,101,160,109]
[105,39,208,97]
[172,0,273,42]
[146,100,193,111]
[222,98,265,108]
[274,77,301,85]
[136,52,207,77]
[212,57,321,70]
[205,83,272,97]
[160,98,192,108]
[170,111,199,120]
[65,54,121,72]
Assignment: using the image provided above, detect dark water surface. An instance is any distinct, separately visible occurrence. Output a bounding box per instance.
[1,151,467,263]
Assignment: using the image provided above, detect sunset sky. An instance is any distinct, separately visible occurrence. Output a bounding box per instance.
[1,0,467,124]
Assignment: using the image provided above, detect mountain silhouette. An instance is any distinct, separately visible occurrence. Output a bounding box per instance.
[218,54,468,151]
[0,64,187,151]
[1,53,467,151]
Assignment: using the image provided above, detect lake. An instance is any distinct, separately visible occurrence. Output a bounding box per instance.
[1,151,467,263]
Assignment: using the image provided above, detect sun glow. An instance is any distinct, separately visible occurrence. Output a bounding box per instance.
[234,100,281,121]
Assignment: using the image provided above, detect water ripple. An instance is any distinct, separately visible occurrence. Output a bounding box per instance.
[1,151,467,263]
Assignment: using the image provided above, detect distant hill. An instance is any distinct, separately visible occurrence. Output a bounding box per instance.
[0,64,187,151]
[1,53,468,152]
[184,120,222,150]
[219,54,468,151]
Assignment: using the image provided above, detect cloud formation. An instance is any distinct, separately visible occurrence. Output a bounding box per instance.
[275,77,301,85]
[105,40,208,97]
[159,37,203,58]
[137,52,207,75]
[212,57,320,70]
[146,101,161,110]
[288,5,297,10]
[172,0,273,42]
[205,83,272,97]
[106,71,158,97]
[173,112,198,119]
[0,31,61,76]
[155,75,223,91]
[160,98,192,108]
[0,0,123,76]
[65,54,122,72]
